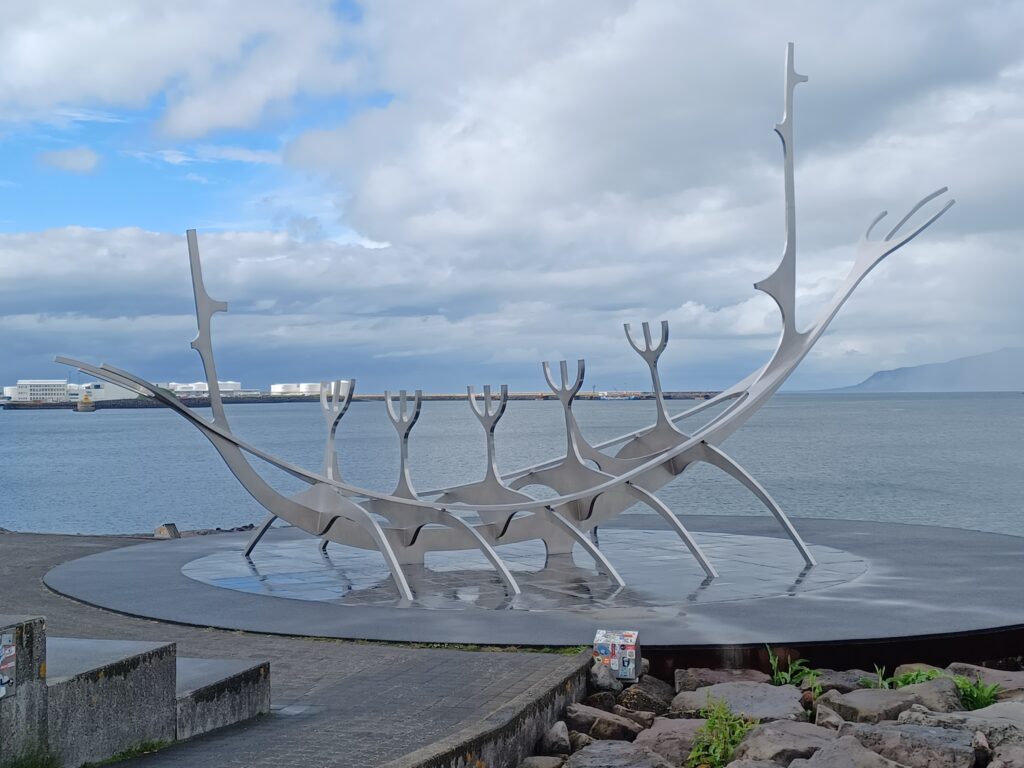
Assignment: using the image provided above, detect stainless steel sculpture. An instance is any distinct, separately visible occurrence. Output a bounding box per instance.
[59,45,953,601]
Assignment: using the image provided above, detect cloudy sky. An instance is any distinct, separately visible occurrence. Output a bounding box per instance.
[0,1,1021,393]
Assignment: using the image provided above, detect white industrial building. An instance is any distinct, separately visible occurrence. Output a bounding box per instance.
[68,382,138,402]
[270,383,333,395]
[156,381,244,396]
[12,380,68,402]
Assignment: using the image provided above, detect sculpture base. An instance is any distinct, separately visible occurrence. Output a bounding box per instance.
[44,516,1024,663]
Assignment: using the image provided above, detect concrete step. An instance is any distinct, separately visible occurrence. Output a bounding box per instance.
[176,657,270,740]
[46,637,177,767]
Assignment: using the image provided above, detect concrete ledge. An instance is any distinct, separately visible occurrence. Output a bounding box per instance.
[46,638,176,767]
[378,651,590,768]
[176,657,271,741]
[0,615,47,764]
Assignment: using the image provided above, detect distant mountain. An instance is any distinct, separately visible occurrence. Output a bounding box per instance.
[833,348,1024,393]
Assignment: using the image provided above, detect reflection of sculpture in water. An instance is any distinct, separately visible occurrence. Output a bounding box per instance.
[60,44,953,602]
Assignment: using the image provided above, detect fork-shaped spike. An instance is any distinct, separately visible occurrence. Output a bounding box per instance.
[624,320,668,364]
[624,321,677,432]
[542,359,585,405]
[859,187,955,267]
[384,389,423,499]
[319,379,354,481]
[468,384,509,480]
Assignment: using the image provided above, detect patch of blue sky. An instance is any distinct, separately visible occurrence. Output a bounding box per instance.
[0,79,392,240]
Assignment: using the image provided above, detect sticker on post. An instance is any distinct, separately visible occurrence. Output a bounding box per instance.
[0,633,15,699]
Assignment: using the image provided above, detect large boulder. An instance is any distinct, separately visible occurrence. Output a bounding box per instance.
[633,717,705,764]
[590,661,624,695]
[675,667,769,692]
[893,663,944,678]
[839,722,976,768]
[898,701,1024,747]
[563,740,674,768]
[583,692,617,712]
[898,677,962,712]
[992,744,1024,767]
[636,674,676,706]
[618,678,673,715]
[788,735,910,767]
[541,721,571,756]
[569,731,595,752]
[947,663,1024,701]
[671,682,805,723]
[566,704,644,742]
[817,687,922,724]
[807,669,874,695]
[733,720,837,764]
[612,705,655,729]
[520,758,566,768]
[815,703,845,730]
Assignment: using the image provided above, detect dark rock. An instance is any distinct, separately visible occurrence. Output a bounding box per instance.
[806,668,874,695]
[788,735,909,767]
[733,719,836,763]
[992,744,1024,767]
[590,661,624,695]
[618,684,669,716]
[726,761,790,768]
[815,703,845,730]
[520,758,566,768]
[612,705,655,729]
[636,674,676,707]
[566,703,643,742]
[633,717,705,764]
[898,676,961,712]
[817,687,922,723]
[893,662,943,678]
[897,701,1024,747]
[569,731,595,753]
[675,667,769,693]
[583,692,617,712]
[541,720,571,756]
[839,722,975,768]
[563,740,674,768]
[671,682,805,723]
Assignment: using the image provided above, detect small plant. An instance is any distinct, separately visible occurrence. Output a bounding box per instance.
[953,675,1001,710]
[766,645,814,687]
[890,668,942,688]
[858,664,891,689]
[687,697,754,768]
[802,667,823,699]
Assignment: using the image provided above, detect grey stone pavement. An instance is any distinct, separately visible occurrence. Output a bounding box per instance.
[1,531,583,768]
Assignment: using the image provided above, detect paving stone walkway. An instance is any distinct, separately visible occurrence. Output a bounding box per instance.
[1,531,583,767]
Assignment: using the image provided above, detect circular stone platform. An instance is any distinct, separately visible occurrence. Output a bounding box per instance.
[44,516,1024,650]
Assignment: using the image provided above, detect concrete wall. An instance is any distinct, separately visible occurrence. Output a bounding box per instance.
[47,642,176,767]
[0,615,47,763]
[176,661,270,741]
[379,651,590,768]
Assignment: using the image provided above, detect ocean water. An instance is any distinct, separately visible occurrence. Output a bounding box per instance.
[1,393,1021,537]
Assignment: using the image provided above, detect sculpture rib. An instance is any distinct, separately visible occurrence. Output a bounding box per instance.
[58,44,953,601]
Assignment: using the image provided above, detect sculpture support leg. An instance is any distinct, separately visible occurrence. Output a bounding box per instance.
[626,482,718,579]
[542,505,625,587]
[697,442,816,567]
[244,513,277,557]
[442,512,521,595]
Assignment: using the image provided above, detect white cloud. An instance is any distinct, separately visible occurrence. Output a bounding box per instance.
[0,1,355,137]
[37,146,99,173]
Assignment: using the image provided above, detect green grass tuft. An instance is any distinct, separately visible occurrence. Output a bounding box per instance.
[687,697,754,768]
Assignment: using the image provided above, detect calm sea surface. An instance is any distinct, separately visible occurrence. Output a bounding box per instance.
[1,393,1021,536]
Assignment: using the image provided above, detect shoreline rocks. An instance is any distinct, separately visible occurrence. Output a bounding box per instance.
[520,659,1024,768]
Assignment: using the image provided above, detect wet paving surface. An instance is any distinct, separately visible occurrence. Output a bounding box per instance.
[182,529,868,611]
